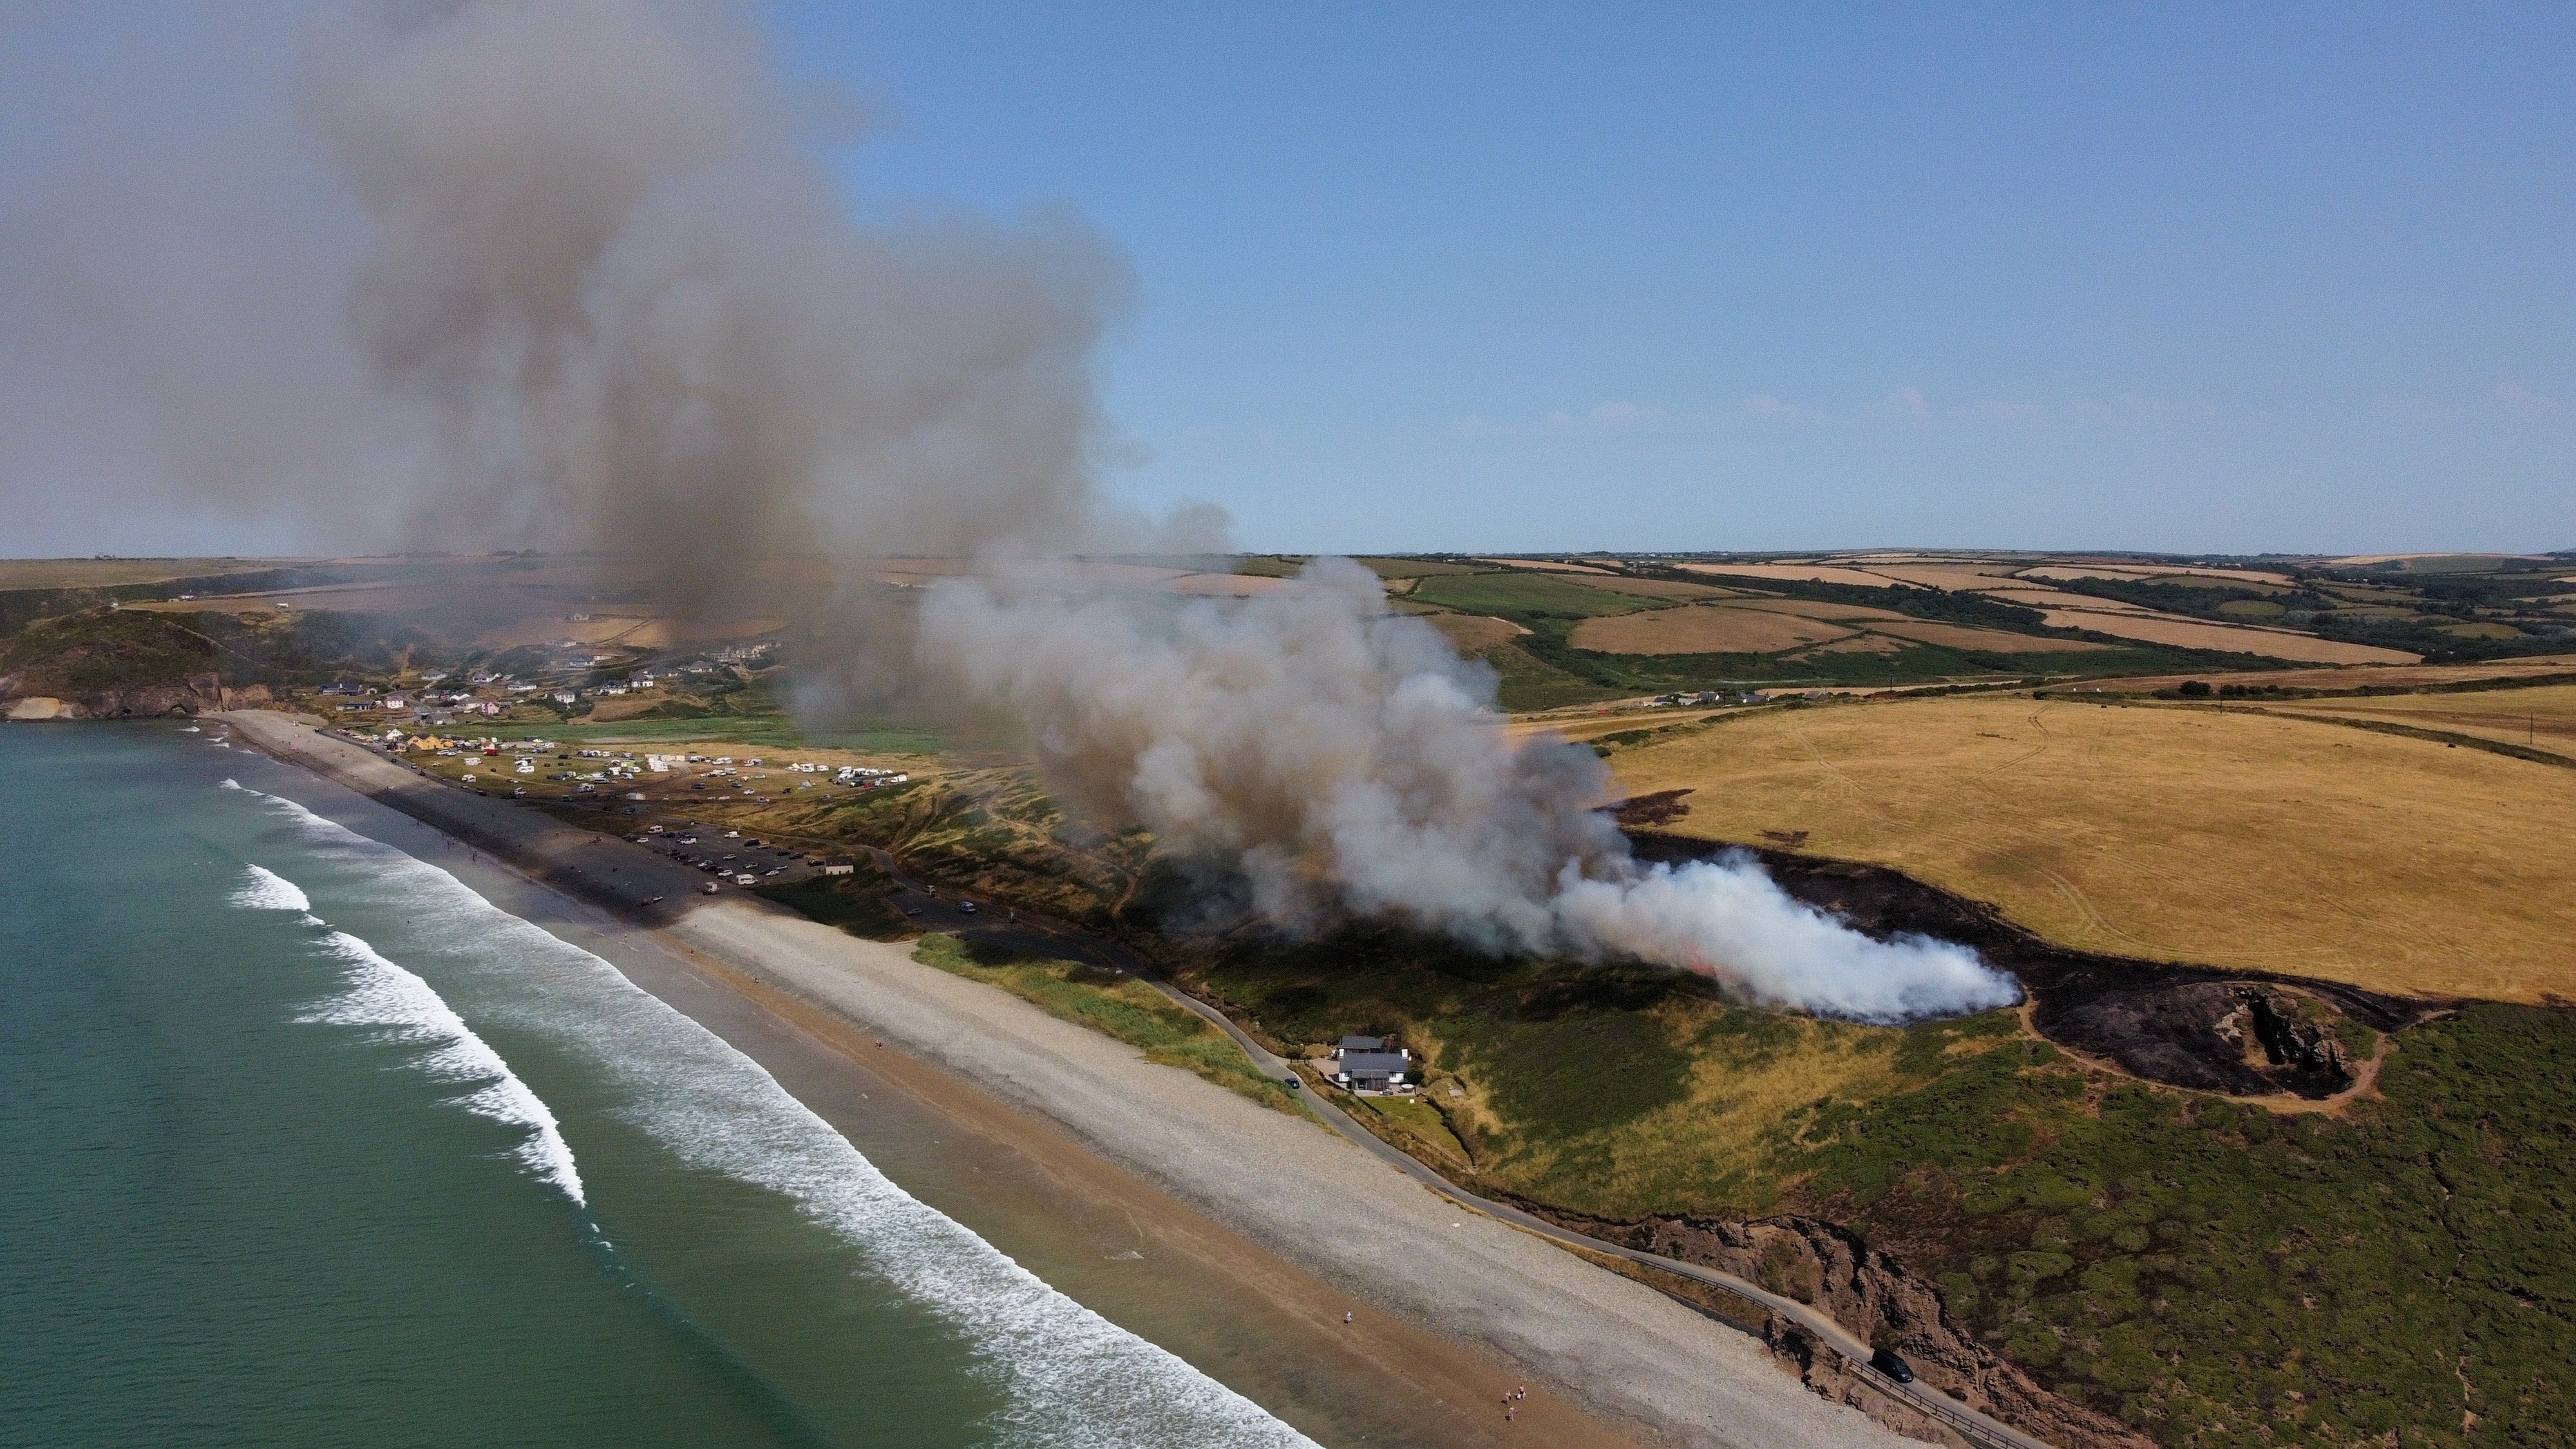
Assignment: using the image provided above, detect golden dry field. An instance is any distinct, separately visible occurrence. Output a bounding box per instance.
[2021,564,2297,587]
[1601,693,2576,1003]
[1568,604,1852,654]
[2033,606,2419,663]
[1543,574,1741,601]
[1709,596,1911,621]
[1967,584,2152,612]
[1472,556,1620,573]
[1861,619,2101,653]
[2078,655,2576,693]
[1426,613,1530,651]
[2270,682,2576,752]
[1840,564,2027,589]
[0,557,307,589]
[1677,562,1895,588]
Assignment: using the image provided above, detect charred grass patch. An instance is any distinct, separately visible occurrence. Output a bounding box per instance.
[754,866,918,941]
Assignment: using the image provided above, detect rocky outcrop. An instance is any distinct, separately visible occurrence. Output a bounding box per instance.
[2221,986,2352,1077]
[1539,1207,2155,1449]
[0,670,265,719]
[1763,1314,1976,1448]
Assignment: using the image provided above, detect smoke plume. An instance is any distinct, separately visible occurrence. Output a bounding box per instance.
[1,1,2015,1019]
[923,560,2018,1021]
[1,0,1188,578]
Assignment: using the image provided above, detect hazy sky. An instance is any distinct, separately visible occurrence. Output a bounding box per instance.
[781,2,2573,555]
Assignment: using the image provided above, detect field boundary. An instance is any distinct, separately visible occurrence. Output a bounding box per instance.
[2198,703,2576,771]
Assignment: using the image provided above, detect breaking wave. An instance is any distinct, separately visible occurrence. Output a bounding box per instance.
[229,862,310,914]
[222,780,1311,1448]
[226,849,587,1206]
[297,922,589,1207]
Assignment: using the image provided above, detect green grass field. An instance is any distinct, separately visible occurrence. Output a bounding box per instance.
[1408,570,1661,621]
[544,712,945,753]
[1162,921,2576,1447]
[910,933,1302,1112]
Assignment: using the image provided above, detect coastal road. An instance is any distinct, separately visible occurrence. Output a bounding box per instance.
[855,855,2052,1449]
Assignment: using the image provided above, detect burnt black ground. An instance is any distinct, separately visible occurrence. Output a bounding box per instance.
[1627,832,2436,1097]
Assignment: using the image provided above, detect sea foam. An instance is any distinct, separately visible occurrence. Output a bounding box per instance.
[230,863,310,914]
[223,781,1312,1448]
[298,925,589,1206]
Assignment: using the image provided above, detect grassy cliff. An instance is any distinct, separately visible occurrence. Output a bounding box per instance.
[636,729,2576,1447]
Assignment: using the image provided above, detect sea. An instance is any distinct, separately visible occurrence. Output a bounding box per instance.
[0,723,1317,1449]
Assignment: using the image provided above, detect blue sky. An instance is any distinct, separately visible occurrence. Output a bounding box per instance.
[775,2,2573,555]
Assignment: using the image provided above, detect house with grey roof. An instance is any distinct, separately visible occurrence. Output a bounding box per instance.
[1329,1036,1412,1093]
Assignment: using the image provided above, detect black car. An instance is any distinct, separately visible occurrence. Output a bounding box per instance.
[1868,1347,1915,1384]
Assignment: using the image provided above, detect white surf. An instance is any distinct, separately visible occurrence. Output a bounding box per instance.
[223,780,1314,1449]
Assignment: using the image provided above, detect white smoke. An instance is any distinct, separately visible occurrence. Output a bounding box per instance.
[922,559,2018,1022]
[3,2,2013,1020]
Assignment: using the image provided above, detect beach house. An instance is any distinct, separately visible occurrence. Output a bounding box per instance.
[1329,1036,1412,1093]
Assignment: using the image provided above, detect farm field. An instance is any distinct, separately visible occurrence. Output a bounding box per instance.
[2034,607,2419,663]
[1423,613,1529,652]
[2269,681,2576,752]
[1598,693,2576,1003]
[2074,655,2576,694]
[0,557,310,589]
[1677,562,1898,588]
[1567,605,1853,654]
[1861,619,2101,653]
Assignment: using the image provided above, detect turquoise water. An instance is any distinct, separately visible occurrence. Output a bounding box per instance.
[0,724,1309,1449]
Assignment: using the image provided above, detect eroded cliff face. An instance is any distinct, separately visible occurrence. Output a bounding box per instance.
[0,672,265,719]
[1558,1209,2154,1449]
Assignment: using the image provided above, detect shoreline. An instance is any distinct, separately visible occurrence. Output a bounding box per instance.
[218,710,1902,1449]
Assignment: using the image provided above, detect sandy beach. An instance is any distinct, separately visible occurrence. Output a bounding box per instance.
[220,710,1902,1449]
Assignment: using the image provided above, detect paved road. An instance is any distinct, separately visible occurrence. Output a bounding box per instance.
[857,854,2051,1449]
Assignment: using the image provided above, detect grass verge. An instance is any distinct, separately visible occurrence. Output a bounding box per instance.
[911,933,1303,1115]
